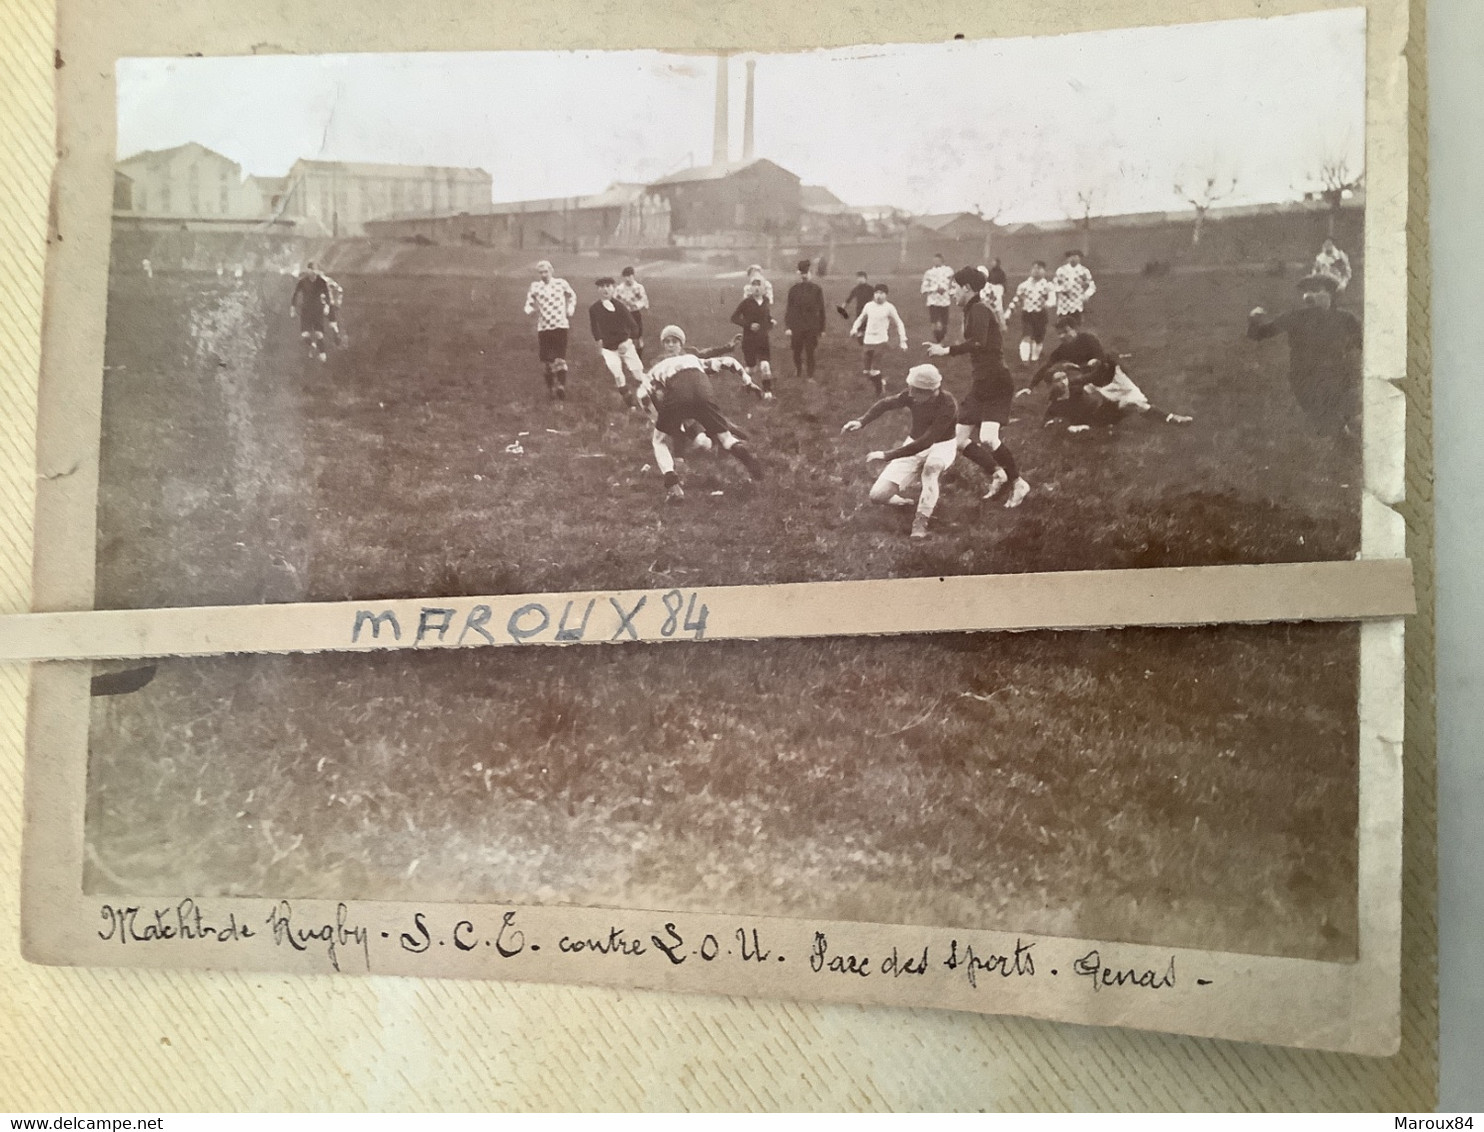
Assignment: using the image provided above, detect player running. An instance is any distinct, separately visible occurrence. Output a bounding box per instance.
[743,264,775,305]
[977,265,1008,330]
[1052,250,1097,329]
[636,324,767,501]
[730,277,777,399]
[849,283,908,396]
[927,266,1030,508]
[841,364,959,540]
[920,253,955,343]
[1312,238,1353,294]
[289,261,336,363]
[615,266,650,353]
[523,260,579,401]
[1007,261,1057,364]
[589,277,645,408]
[836,270,876,324]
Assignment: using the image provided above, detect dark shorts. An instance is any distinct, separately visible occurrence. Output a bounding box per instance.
[537,328,569,362]
[298,304,326,334]
[629,310,644,339]
[654,371,744,440]
[1022,309,1048,341]
[928,306,950,328]
[1057,310,1084,330]
[742,333,771,367]
[958,370,1015,426]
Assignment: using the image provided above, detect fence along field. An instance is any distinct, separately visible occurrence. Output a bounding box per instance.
[83,257,1366,961]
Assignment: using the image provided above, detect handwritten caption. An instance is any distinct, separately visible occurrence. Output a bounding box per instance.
[350,589,712,649]
[94,901,1207,994]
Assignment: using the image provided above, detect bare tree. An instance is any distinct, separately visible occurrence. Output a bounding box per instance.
[1062,183,1105,256]
[1307,152,1365,236]
[1174,170,1238,245]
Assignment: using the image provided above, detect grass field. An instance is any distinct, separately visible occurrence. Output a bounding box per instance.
[96,265,1362,607]
[84,257,1366,960]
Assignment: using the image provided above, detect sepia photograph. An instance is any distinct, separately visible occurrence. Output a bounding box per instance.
[97,11,1368,611]
[76,8,1384,972]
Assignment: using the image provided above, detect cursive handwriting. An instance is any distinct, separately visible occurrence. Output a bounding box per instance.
[265,901,369,973]
[1071,949,1176,992]
[98,901,255,945]
[942,937,1036,987]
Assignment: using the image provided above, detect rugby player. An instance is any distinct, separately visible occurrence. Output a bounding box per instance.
[841,364,960,540]
[636,324,767,501]
[927,266,1030,508]
[849,283,908,396]
[730,278,777,399]
[589,277,645,408]
[522,260,578,401]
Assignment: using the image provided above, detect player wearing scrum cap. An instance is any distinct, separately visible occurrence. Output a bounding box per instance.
[636,324,767,501]
[1247,272,1362,438]
[927,265,1031,509]
[841,364,960,540]
[523,260,578,401]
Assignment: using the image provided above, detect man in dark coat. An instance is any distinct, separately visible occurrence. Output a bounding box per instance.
[1247,273,1363,437]
[784,258,827,380]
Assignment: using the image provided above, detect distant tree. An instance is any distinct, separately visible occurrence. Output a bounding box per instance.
[1306,151,1365,236]
[1061,183,1105,256]
[1174,170,1239,245]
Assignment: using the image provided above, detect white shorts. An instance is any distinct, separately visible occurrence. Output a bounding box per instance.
[601,340,644,381]
[879,438,958,490]
[1090,367,1151,411]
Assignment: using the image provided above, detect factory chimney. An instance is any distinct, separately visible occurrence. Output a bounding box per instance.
[712,53,730,167]
[742,58,756,162]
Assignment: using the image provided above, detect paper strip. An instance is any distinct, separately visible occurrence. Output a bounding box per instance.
[0,559,1414,662]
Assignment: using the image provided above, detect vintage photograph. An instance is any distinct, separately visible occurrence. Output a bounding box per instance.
[97,11,1368,610]
[79,9,1378,968]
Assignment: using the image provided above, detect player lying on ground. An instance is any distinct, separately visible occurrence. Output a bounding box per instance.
[1040,360,1193,432]
[850,283,908,396]
[636,324,767,501]
[1026,314,1112,389]
[841,364,960,541]
[1026,315,1191,430]
[730,278,777,399]
[927,266,1030,508]
[589,277,645,408]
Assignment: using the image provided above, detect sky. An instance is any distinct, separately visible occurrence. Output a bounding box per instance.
[116,7,1366,222]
